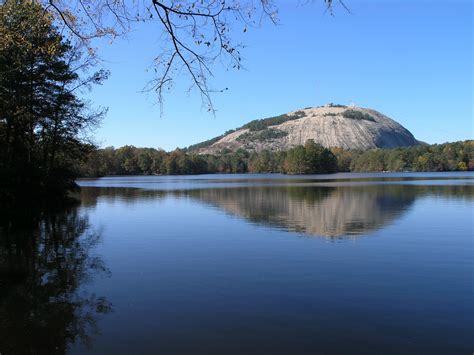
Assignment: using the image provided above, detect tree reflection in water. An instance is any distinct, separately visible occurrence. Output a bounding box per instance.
[0,204,112,354]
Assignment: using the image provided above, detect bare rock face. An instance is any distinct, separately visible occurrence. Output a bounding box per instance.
[196,106,419,153]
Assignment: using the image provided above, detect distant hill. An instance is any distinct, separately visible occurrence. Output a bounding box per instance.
[188,105,420,153]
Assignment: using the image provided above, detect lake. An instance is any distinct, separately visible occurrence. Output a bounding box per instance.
[1,172,473,354]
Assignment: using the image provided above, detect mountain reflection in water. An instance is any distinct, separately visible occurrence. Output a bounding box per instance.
[80,182,473,238]
[184,185,415,238]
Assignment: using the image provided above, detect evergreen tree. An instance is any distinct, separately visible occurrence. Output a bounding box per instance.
[0,1,107,202]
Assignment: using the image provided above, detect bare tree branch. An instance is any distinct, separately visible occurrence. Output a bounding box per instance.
[20,0,344,113]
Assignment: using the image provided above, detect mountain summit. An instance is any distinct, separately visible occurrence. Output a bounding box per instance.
[190,105,420,153]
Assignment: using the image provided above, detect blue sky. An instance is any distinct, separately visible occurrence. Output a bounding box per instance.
[86,0,473,151]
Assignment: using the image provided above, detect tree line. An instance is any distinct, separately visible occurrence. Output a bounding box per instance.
[78,140,473,177]
[78,140,337,176]
[334,140,473,172]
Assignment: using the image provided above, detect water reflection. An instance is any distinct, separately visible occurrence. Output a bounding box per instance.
[74,180,473,354]
[80,183,473,238]
[182,184,469,237]
[78,186,166,207]
[1,179,472,354]
[0,205,112,354]
[182,186,409,237]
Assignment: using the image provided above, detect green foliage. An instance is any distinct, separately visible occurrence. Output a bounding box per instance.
[330,148,353,172]
[345,140,473,172]
[236,132,252,142]
[237,128,288,142]
[284,146,307,174]
[186,129,238,151]
[186,135,224,151]
[0,1,106,202]
[257,129,288,140]
[249,150,286,173]
[80,140,473,177]
[78,146,250,176]
[342,110,376,122]
[284,140,337,174]
[243,111,305,131]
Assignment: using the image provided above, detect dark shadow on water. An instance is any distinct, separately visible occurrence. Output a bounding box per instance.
[0,203,112,354]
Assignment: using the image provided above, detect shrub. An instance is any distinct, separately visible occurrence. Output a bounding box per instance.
[237,129,288,142]
[186,135,224,151]
[242,111,305,131]
[255,129,288,141]
[342,110,376,122]
[236,132,252,142]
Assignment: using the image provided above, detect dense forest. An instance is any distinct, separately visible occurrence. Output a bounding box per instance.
[78,140,473,177]
[0,1,106,203]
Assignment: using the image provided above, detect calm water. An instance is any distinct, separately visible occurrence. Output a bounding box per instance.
[1,172,473,354]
